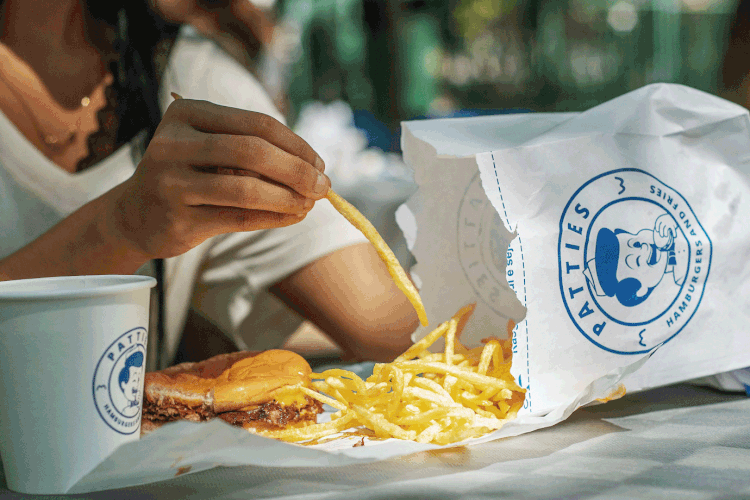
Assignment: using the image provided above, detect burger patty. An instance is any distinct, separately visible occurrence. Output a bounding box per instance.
[142,398,213,424]
[218,398,324,430]
[142,396,323,431]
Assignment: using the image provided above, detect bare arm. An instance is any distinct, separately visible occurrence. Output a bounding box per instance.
[0,99,329,281]
[0,190,149,281]
[271,242,419,362]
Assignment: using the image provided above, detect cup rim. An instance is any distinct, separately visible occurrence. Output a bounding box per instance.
[0,275,157,300]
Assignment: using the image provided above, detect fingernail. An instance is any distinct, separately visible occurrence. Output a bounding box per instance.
[314,155,325,171]
[314,172,329,195]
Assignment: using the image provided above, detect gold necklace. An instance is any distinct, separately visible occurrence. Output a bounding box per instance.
[0,68,77,151]
[0,46,111,154]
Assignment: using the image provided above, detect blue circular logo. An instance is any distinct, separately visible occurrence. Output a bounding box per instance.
[92,327,147,434]
[558,169,712,354]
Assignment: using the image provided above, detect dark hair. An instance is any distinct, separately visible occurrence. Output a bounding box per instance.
[86,2,180,149]
[595,228,653,307]
[119,351,145,388]
[86,4,179,370]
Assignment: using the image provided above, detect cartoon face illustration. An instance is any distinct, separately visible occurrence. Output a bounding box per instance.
[585,213,686,308]
[93,327,148,434]
[118,351,144,407]
[595,228,665,306]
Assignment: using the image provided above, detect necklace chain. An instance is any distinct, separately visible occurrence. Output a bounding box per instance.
[0,70,79,151]
[0,49,111,153]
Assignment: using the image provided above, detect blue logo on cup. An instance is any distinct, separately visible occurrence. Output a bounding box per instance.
[92,327,147,434]
[558,169,712,354]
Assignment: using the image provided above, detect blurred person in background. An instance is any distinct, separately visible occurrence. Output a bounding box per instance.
[0,0,419,370]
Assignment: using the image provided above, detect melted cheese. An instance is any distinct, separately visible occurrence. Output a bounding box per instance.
[212,350,311,410]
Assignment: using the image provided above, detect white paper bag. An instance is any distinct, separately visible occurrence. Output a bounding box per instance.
[400,83,750,417]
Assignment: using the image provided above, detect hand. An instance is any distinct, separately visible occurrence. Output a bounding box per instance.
[653,214,676,250]
[106,98,329,260]
[150,0,273,49]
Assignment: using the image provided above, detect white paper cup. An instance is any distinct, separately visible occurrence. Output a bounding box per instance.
[0,275,156,494]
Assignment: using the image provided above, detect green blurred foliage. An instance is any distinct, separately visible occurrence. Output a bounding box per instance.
[277,0,741,131]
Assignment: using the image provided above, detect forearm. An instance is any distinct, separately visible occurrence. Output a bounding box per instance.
[0,189,150,281]
[0,98,332,282]
[271,243,419,362]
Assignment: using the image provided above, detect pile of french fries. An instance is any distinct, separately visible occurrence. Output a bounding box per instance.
[261,188,524,445]
[260,305,526,445]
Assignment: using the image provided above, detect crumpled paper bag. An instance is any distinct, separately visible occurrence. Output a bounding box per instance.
[399,83,750,418]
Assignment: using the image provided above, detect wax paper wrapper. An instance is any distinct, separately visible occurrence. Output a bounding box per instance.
[68,355,637,494]
[63,84,750,494]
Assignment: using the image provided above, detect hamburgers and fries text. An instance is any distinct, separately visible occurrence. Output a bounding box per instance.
[145,95,526,445]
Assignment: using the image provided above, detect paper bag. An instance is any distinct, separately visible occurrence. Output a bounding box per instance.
[399,83,750,417]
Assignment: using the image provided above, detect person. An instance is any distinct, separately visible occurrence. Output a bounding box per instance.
[584,213,687,307]
[0,0,418,370]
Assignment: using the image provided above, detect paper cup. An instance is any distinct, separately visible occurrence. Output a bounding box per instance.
[0,275,156,494]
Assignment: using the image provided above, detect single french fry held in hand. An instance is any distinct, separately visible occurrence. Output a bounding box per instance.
[325,189,428,327]
[264,305,526,445]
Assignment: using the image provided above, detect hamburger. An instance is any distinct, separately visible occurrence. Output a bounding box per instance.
[141,350,323,435]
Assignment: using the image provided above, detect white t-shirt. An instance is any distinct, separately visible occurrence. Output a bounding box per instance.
[0,29,366,366]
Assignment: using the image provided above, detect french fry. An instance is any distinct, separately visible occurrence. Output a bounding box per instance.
[411,376,454,402]
[260,412,356,442]
[443,374,458,393]
[444,318,457,366]
[404,386,455,408]
[299,386,347,412]
[415,421,443,444]
[394,320,452,363]
[352,405,416,441]
[313,369,368,393]
[453,303,477,340]
[477,342,498,375]
[387,366,405,419]
[325,189,428,326]
[394,407,449,426]
[395,304,474,363]
[395,360,515,391]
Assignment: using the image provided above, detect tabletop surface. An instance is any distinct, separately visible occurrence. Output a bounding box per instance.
[1,383,748,500]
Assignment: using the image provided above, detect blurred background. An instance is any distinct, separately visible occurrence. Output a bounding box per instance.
[201,0,749,362]
[266,0,743,137]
